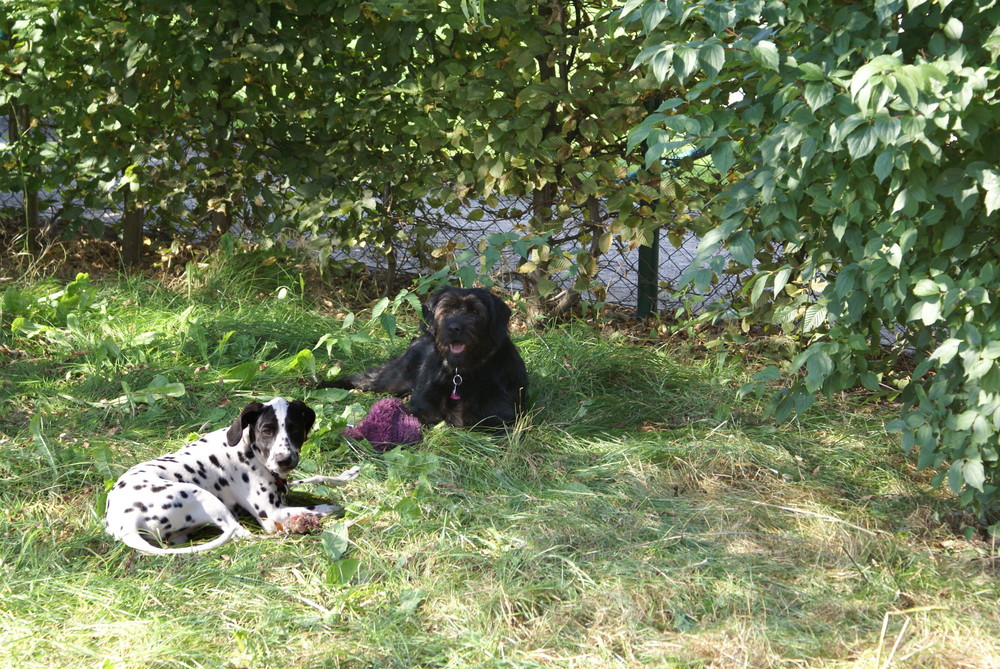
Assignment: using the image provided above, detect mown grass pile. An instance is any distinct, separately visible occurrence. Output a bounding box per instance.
[1,254,999,668]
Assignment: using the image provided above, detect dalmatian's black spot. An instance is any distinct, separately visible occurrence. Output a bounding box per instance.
[209,454,222,469]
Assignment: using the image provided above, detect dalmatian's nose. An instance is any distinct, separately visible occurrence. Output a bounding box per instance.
[275,453,298,471]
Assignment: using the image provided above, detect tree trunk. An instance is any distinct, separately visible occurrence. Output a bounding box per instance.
[121,187,144,268]
[10,104,39,255]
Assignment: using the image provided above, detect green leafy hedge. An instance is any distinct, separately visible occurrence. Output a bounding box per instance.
[622,0,1000,525]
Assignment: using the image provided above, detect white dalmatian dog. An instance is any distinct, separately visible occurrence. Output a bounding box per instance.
[105,397,360,555]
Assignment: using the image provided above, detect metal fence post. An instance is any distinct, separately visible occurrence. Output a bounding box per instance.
[636,226,659,319]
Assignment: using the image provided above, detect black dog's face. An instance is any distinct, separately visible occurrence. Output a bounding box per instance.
[226,398,316,478]
[423,287,512,368]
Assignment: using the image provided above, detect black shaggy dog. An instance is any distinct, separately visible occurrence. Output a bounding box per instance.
[320,287,527,428]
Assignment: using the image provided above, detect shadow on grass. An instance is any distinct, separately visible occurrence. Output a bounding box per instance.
[1,310,993,667]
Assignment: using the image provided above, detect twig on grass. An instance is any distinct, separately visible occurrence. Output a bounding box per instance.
[746,500,884,537]
[876,606,947,669]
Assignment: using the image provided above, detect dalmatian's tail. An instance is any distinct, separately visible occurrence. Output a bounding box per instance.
[116,524,243,555]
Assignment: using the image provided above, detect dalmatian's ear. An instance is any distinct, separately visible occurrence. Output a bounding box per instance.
[287,400,316,435]
[226,401,265,446]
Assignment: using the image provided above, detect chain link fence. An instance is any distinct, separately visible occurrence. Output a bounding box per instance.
[2,113,743,316]
[0,114,124,241]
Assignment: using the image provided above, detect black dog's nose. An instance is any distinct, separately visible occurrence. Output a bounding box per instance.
[448,322,462,335]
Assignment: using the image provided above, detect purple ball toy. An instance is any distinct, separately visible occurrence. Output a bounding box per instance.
[343,397,422,451]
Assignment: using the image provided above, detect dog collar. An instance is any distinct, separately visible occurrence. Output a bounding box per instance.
[450,371,463,400]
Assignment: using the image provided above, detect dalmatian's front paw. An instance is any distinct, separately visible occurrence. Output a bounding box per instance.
[310,504,341,517]
[289,466,361,488]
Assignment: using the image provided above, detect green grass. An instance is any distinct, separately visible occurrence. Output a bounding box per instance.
[2,257,999,668]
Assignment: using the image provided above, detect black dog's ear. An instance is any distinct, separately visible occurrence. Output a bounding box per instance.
[485,291,513,347]
[287,400,316,435]
[226,401,264,446]
[421,289,444,336]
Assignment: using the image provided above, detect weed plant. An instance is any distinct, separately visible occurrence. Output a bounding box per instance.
[1,255,999,668]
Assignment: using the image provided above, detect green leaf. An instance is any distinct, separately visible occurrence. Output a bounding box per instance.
[940,225,963,251]
[702,2,735,32]
[751,41,779,71]
[650,47,673,83]
[728,230,754,266]
[139,379,186,400]
[321,523,350,561]
[536,275,558,298]
[394,496,422,520]
[860,372,880,390]
[874,150,894,182]
[954,410,978,431]
[804,349,833,393]
[379,312,398,339]
[980,169,1000,215]
[846,125,877,160]
[886,419,908,433]
[802,304,828,332]
[947,460,964,493]
[797,62,827,82]
[222,361,258,386]
[711,140,735,175]
[943,17,964,41]
[673,46,700,83]
[370,297,390,319]
[913,278,940,297]
[893,68,920,106]
[803,82,833,111]
[699,41,725,78]
[930,338,961,364]
[772,266,792,296]
[397,589,427,616]
[873,114,901,144]
[326,557,360,586]
[919,300,943,326]
[752,365,781,382]
[964,458,985,491]
[750,272,770,305]
[641,0,669,33]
